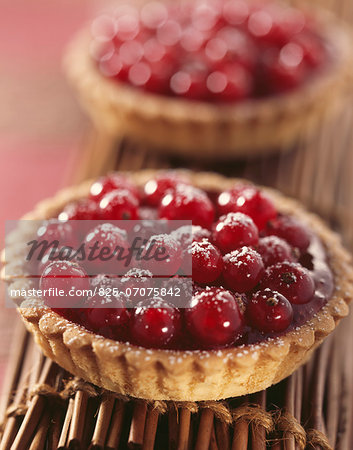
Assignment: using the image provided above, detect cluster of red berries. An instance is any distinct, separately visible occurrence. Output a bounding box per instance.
[92,0,327,101]
[37,172,326,350]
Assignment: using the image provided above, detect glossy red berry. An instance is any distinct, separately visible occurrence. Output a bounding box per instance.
[207,63,252,102]
[192,238,223,284]
[256,236,295,267]
[247,289,293,333]
[217,185,277,230]
[143,172,189,207]
[37,246,81,275]
[128,60,174,94]
[171,225,211,248]
[58,198,101,221]
[84,293,130,340]
[293,32,325,68]
[223,0,249,26]
[99,189,139,220]
[83,223,129,275]
[131,219,169,243]
[37,220,78,248]
[139,234,182,276]
[90,174,139,202]
[171,225,211,276]
[223,246,264,292]
[185,287,244,349]
[170,62,209,100]
[40,261,90,307]
[265,215,311,252]
[159,185,215,229]
[121,268,153,304]
[131,298,181,348]
[215,27,257,70]
[261,261,315,304]
[212,212,259,254]
[91,274,118,290]
[262,44,306,93]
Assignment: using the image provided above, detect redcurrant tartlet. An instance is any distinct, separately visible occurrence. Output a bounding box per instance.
[65,0,352,158]
[2,171,353,400]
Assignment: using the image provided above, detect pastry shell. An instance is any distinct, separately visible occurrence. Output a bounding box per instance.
[64,11,353,159]
[2,171,353,401]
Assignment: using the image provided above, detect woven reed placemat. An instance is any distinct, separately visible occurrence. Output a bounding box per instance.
[0,317,351,450]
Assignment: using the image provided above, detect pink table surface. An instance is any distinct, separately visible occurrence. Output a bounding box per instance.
[0,0,109,388]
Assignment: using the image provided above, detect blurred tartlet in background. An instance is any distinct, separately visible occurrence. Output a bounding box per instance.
[65,0,353,159]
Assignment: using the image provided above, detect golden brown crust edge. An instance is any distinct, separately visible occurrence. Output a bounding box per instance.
[64,13,353,159]
[2,171,353,401]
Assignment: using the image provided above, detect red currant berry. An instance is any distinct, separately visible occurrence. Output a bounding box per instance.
[223,246,264,292]
[140,2,168,30]
[83,293,130,340]
[40,261,90,307]
[99,189,139,220]
[170,62,209,100]
[90,174,139,202]
[215,27,257,71]
[131,219,168,242]
[212,212,259,254]
[128,60,174,94]
[185,287,244,349]
[262,44,306,93]
[159,185,215,229]
[38,246,81,275]
[261,261,315,304]
[98,51,130,81]
[131,298,181,348]
[217,185,277,230]
[180,27,208,53]
[247,289,293,333]
[143,172,189,207]
[114,7,140,41]
[172,225,211,248]
[207,63,251,102]
[58,198,101,221]
[256,236,295,267]
[37,220,78,249]
[121,268,153,304]
[91,274,118,290]
[171,225,211,276]
[292,32,325,68]
[139,234,182,276]
[191,3,221,32]
[192,238,223,284]
[162,275,193,307]
[83,223,129,275]
[265,215,311,252]
[223,1,249,27]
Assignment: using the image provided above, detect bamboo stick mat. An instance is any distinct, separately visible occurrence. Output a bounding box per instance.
[0,319,351,450]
